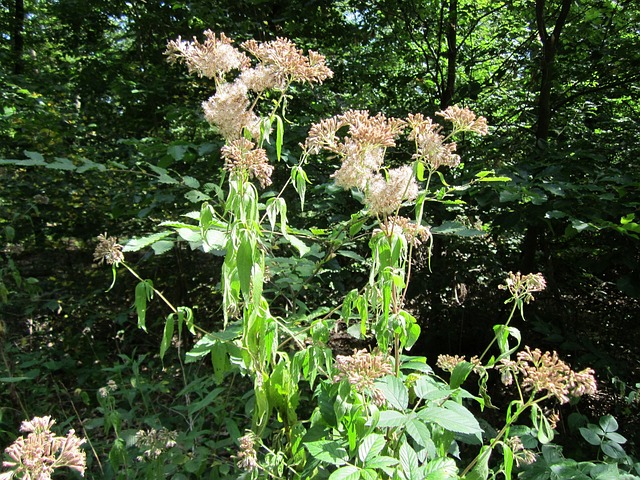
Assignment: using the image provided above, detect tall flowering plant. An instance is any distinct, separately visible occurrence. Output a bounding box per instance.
[88,31,598,479]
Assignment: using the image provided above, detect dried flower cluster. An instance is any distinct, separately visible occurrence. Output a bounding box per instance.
[498,346,597,404]
[436,354,481,373]
[134,428,177,461]
[1,416,86,480]
[166,31,332,189]
[407,113,461,169]
[165,30,333,140]
[242,38,333,86]
[93,233,124,266]
[376,216,431,247]
[221,138,274,188]
[306,107,488,217]
[499,271,547,303]
[505,436,537,467]
[235,432,258,472]
[334,349,393,405]
[98,379,118,398]
[436,105,489,136]
[165,31,250,81]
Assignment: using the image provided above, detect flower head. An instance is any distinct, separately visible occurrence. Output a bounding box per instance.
[436,105,489,135]
[93,234,124,266]
[2,416,86,479]
[235,432,258,472]
[241,37,332,85]
[365,166,418,217]
[377,216,431,247]
[514,346,597,403]
[202,81,259,140]
[406,113,460,170]
[165,30,250,81]
[499,272,546,303]
[135,428,177,461]
[221,138,273,188]
[334,349,393,405]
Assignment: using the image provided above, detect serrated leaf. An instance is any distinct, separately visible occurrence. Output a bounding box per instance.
[123,231,172,252]
[176,227,201,243]
[304,440,348,465]
[151,240,174,255]
[185,190,210,203]
[376,375,408,410]
[399,442,419,480]
[374,410,407,428]
[328,465,359,480]
[405,417,432,448]
[358,434,386,463]
[148,164,179,184]
[160,314,174,360]
[419,401,482,435]
[48,157,76,170]
[363,456,399,470]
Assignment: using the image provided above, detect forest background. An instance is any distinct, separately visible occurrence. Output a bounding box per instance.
[0,0,639,478]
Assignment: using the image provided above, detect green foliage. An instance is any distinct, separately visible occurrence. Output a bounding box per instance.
[1,1,639,479]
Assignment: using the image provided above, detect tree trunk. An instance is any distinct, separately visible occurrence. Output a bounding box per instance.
[521,0,571,272]
[440,0,457,109]
[12,0,25,75]
[535,0,571,142]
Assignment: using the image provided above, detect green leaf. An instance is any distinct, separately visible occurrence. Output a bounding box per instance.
[432,221,485,237]
[276,115,284,161]
[328,465,359,480]
[450,361,474,389]
[604,431,627,444]
[405,416,432,449]
[237,235,254,299]
[160,314,175,360]
[304,440,348,465]
[419,401,482,435]
[148,164,179,184]
[363,456,399,470]
[22,151,47,165]
[358,433,386,463]
[188,387,225,414]
[599,415,619,433]
[123,231,173,252]
[601,441,626,459]
[48,157,76,170]
[134,280,154,332]
[376,375,408,410]
[399,442,419,480]
[579,426,601,446]
[151,240,174,255]
[374,410,407,428]
[185,190,210,203]
[464,446,491,480]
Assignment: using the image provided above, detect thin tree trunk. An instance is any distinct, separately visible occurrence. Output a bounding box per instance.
[535,0,571,142]
[521,0,571,273]
[441,0,457,109]
[12,0,25,75]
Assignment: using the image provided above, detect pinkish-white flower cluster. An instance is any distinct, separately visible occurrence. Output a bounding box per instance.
[497,346,597,404]
[334,349,393,406]
[1,416,86,480]
[306,106,488,217]
[167,31,333,188]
